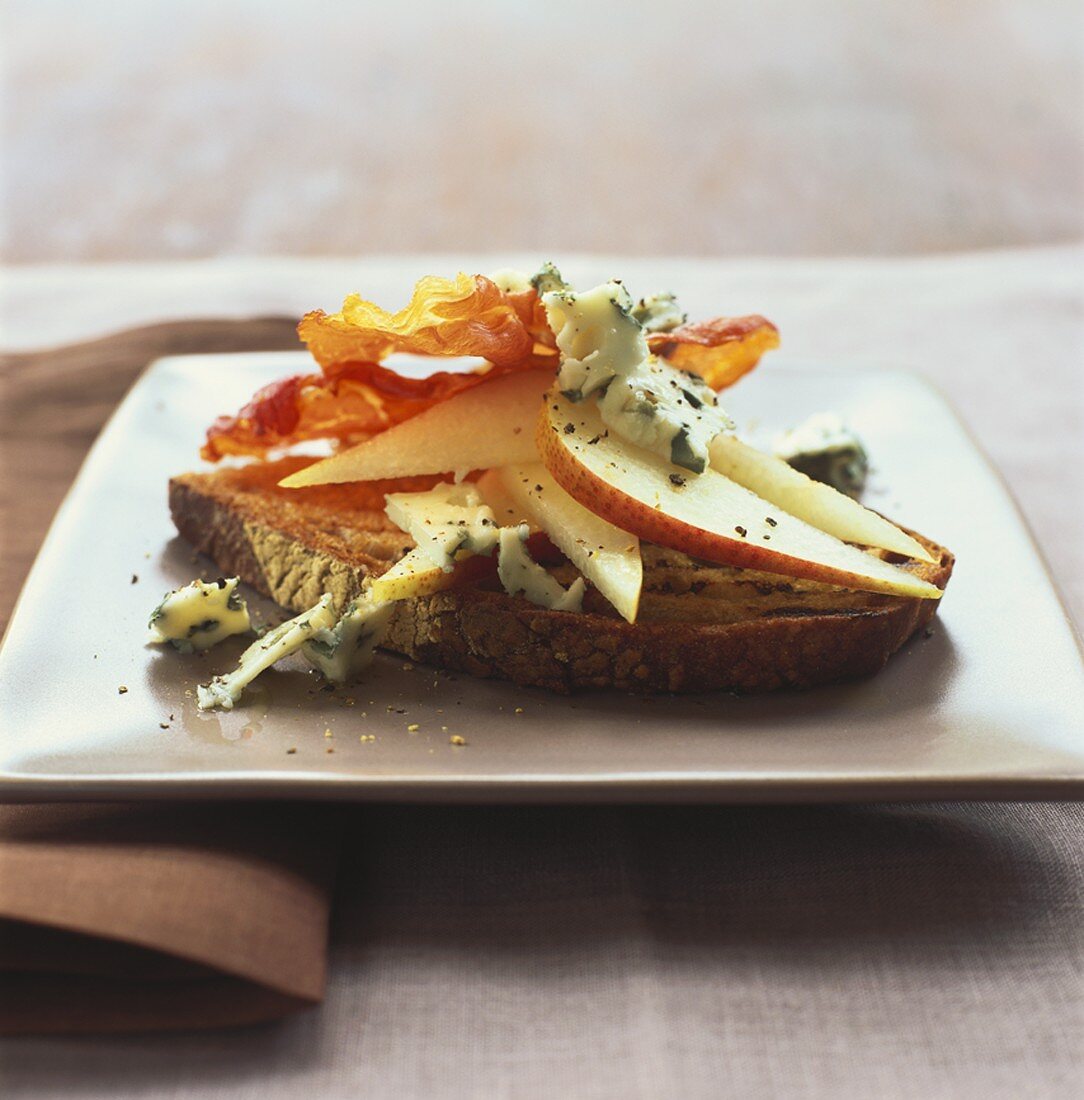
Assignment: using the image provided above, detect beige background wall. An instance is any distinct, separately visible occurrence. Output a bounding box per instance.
[3,0,1082,262]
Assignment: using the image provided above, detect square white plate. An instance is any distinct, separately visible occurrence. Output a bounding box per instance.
[1,352,1081,801]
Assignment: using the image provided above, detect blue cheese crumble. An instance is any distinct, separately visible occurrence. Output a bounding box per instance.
[497,525,585,612]
[384,482,499,571]
[148,577,251,653]
[487,267,533,294]
[530,261,571,296]
[630,291,686,333]
[542,277,732,473]
[302,594,396,684]
[773,412,870,498]
[597,357,733,474]
[543,279,645,400]
[196,594,337,710]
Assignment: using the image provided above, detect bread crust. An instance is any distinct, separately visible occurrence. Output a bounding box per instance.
[169,458,953,694]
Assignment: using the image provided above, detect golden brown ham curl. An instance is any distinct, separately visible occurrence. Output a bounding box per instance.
[203,273,551,461]
[201,274,778,462]
[647,315,780,390]
[299,272,539,370]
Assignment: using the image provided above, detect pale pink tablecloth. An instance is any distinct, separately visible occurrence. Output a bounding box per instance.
[1,251,1081,1098]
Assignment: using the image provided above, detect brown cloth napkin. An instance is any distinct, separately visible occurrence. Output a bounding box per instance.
[0,319,340,1034]
[0,802,340,1033]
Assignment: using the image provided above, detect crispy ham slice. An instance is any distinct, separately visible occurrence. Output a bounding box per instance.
[204,274,557,461]
[201,274,778,461]
[647,315,780,389]
[299,273,535,370]
[202,359,543,461]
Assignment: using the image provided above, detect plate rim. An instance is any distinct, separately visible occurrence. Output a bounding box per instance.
[2,352,1082,803]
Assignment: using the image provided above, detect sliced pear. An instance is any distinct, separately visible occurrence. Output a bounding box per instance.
[709,434,935,562]
[280,370,550,488]
[475,468,541,528]
[496,463,643,622]
[537,391,941,600]
[369,547,465,603]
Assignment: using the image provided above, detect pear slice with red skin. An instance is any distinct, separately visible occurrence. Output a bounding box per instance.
[708,434,935,563]
[536,390,941,600]
[280,370,549,488]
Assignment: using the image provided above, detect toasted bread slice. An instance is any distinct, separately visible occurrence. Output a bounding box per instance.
[169,457,953,694]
